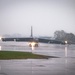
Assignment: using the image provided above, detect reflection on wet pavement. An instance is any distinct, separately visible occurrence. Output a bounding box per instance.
[0,42,75,75]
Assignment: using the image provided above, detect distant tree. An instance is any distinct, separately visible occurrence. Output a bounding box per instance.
[54,30,75,44]
[64,33,75,43]
[54,30,66,41]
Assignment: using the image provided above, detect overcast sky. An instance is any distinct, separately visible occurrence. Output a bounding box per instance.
[0,0,75,36]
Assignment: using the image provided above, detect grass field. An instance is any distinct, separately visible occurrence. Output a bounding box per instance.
[0,51,51,59]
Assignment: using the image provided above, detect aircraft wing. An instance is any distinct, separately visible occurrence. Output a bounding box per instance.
[38,38,64,44]
[1,26,64,44]
[1,37,33,42]
[1,37,64,44]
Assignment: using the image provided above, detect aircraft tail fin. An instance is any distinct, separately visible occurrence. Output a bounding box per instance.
[31,26,33,37]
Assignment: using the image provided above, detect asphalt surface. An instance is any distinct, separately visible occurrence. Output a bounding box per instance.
[0,42,75,75]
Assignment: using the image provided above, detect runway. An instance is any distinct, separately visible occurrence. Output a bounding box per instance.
[0,42,75,75]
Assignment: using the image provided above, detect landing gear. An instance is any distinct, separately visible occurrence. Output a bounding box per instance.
[35,44,38,47]
[29,42,38,47]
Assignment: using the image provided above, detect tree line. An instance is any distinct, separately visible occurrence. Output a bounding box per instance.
[54,30,75,44]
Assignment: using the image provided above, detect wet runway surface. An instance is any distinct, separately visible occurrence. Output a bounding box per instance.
[0,42,75,75]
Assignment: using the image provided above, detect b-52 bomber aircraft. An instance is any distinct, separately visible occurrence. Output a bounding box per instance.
[1,26,64,47]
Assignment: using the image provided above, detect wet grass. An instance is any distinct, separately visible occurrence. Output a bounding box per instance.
[0,51,52,59]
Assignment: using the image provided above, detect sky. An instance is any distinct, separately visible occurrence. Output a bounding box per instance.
[0,0,75,37]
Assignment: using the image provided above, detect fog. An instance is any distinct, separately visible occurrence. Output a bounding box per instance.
[0,0,75,36]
